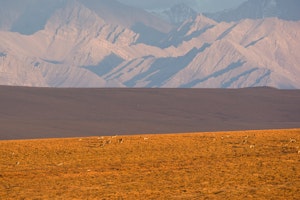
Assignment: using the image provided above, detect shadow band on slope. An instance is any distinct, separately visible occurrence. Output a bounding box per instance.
[125,44,211,87]
[0,86,300,140]
[10,0,67,35]
[83,53,124,77]
[181,60,246,88]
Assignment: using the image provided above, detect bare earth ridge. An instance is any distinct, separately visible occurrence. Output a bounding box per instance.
[0,86,300,140]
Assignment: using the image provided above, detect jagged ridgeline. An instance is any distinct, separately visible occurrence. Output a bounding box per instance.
[0,0,299,88]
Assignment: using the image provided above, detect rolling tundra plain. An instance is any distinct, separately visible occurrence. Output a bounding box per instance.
[1,129,300,199]
[0,86,300,199]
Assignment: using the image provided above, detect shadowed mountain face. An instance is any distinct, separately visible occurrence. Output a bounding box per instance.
[0,1,299,89]
[0,86,299,140]
[207,0,300,22]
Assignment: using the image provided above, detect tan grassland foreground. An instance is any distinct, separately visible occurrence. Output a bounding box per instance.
[1,129,300,199]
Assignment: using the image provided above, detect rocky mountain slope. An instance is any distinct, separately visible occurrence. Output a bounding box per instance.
[207,0,300,22]
[148,3,198,25]
[0,0,299,88]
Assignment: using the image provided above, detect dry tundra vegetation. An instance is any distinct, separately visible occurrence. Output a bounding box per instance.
[1,129,300,199]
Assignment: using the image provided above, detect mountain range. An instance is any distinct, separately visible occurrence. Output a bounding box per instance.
[206,0,300,22]
[0,0,299,89]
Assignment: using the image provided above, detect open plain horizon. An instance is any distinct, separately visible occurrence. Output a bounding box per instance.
[1,86,300,199]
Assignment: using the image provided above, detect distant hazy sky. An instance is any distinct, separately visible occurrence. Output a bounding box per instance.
[118,0,247,12]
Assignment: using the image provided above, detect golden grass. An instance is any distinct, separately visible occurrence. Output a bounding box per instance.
[1,129,300,199]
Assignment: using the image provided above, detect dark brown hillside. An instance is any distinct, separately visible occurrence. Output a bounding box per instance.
[0,86,300,140]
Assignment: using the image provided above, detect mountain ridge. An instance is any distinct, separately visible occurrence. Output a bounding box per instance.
[206,0,300,22]
[0,0,299,89]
